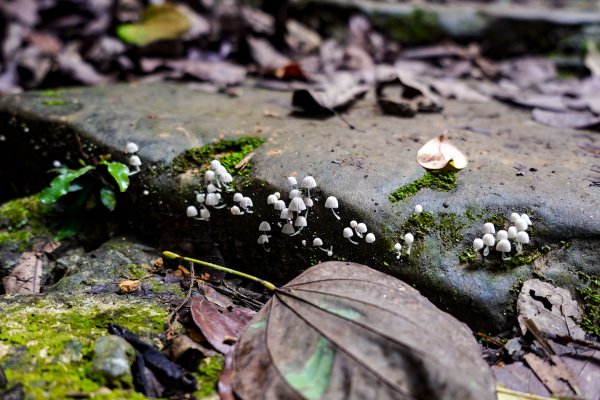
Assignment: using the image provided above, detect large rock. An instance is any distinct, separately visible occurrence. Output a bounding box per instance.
[1,83,598,331]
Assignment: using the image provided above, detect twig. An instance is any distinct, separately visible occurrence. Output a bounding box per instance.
[235,152,255,170]
[166,261,195,337]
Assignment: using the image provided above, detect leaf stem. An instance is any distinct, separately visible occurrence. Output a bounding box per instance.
[162,251,277,291]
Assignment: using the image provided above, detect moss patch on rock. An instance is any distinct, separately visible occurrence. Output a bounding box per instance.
[193,355,224,398]
[401,211,465,248]
[0,293,167,399]
[374,9,443,45]
[579,276,600,337]
[0,194,53,251]
[172,137,264,176]
[388,171,457,202]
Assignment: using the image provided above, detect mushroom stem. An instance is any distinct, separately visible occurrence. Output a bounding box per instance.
[516,243,523,254]
[318,246,329,253]
[128,166,140,176]
[347,238,359,245]
[262,243,270,252]
[406,244,413,255]
[502,252,511,260]
[289,226,305,236]
[483,246,490,257]
[331,209,340,220]
[355,230,363,239]
[213,204,227,209]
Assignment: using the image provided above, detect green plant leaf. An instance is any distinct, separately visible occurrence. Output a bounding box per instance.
[99,187,117,211]
[101,161,130,192]
[117,4,191,46]
[39,166,94,205]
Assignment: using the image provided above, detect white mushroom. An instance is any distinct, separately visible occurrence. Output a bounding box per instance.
[343,227,358,245]
[210,159,221,170]
[259,221,271,235]
[219,172,233,190]
[496,230,508,241]
[414,204,423,214]
[515,231,529,254]
[205,170,216,184]
[289,189,302,199]
[199,208,210,220]
[267,194,278,205]
[240,197,254,213]
[520,214,532,226]
[230,205,243,215]
[290,216,307,236]
[496,239,511,260]
[287,176,298,188]
[303,197,313,208]
[274,200,286,211]
[394,242,402,259]
[289,197,306,213]
[282,222,295,235]
[196,193,206,204]
[312,237,328,253]
[482,233,495,257]
[473,238,484,251]
[482,222,495,235]
[515,218,528,232]
[324,196,340,220]
[257,234,270,252]
[355,223,367,238]
[274,192,281,199]
[507,226,517,240]
[404,233,414,255]
[128,155,142,175]
[280,208,292,221]
[365,233,375,243]
[233,192,244,203]
[510,212,520,223]
[186,206,198,218]
[125,142,139,154]
[301,176,317,198]
[206,183,218,193]
[350,220,358,228]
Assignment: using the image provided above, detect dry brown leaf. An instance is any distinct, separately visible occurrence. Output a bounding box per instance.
[118,279,141,293]
[416,133,468,171]
[2,251,42,294]
[524,353,580,396]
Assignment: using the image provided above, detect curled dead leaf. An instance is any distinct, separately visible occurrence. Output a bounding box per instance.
[417,133,467,171]
[119,279,141,293]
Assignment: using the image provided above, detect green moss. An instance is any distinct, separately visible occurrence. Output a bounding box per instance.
[579,276,600,337]
[399,211,465,255]
[172,137,265,176]
[42,99,70,107]
[0,294,167,399]
[458,248,479,263]
[485,214,507,230]
[388,171,457,202]
[503,250,542,267]
[0,195,53,250]
[374,9,443,45]
[37,89,64,97]
[193,355,224,398]
[128,263,148,279]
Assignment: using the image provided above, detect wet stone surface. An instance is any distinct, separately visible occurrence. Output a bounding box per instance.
[1,82,599,332]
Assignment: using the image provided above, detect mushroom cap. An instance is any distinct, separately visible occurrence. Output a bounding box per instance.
[343,227,354,238]
[274,200,286,211]
[206,183,218,193]
[327,250,333,257]
[303,197,314,207]
[280,208,292,220]
[365,233,376,243]
[301,176,317,189]
[289,189,302,199]
[233,193,244,203]
[230,206,242,215]
[126,142,139,154]
[356,223,367,234]
[482,233,495,246]
[483,222,495,235]
[287,176,297,186]
[205,193,219,206]
[186,206,198,217]
[496,230,508,241]
[515,218,528,232]
[313,238,324,246]
[129,155,142,167]
[507,226,517,239]
[210,159,221,169]
[416,134,467,171]
[510,212,520,223]
[259,221,271,231]
[205,170,216,181]
[515,231,530,244]
[414,204,423,214]
[282,223,295,235]
[200,208,210,219]
[257,234,269,244]
[214,165,227,176]
[294,216,307,227]
[267,194,278,205]
[241,197,253,208]
[521,214,532,226]
[289,197,306,212]
[404,233,414,244]
[274,192,281,199]
[473,238,484,250]
[394,243,402,251]
[325,196,339,209]
[196,193,206,204]
[220,172,233,183]
[496,239,511,253]
[350,220,358,228]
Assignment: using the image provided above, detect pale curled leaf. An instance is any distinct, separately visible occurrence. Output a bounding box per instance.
[417,134,467,171]
[230,262,495,400]
[2,252,43,294]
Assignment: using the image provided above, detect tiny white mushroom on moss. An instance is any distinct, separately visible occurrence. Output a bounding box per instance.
[515,218,528,232]
[267,194,278,205]
[520,214,532,226]
[496,230,508,241]
[291,216,307,236]
[220,172,233,190]
[257,234,270,252]
[515,231,530,254]
[274,200,286,211]
[287,176,297,189]
[210,160,221,169]
[507,226,517,240]
[125,142,139,154]
[196,193,206,204]
[350,220,357,229]
[274,192,281,199]
[325,196,340,220]
[206,183,218,193]
[240,197,254,213]
[394,243,402,259]
[482,222,495,235]
[473,238,484,251]
[282,222,295,235]
[289,197,306,213]
[230,205,243,215]
[343,227,358,245]
[510,212,520,223]
[482,233,495,257]
[404,233,414,255]
[280,208,292,220]
[414,204,423,214]
[186,206,199,218]
[200,208,210,220]
[205,170,216,184]
[496,239,511,260]
[327,249,333,257]
[259,221,272,236]
[128,155,142,175]
[233,193,244,203]
[312,237,328,252]
[365,233,375,243]
[301,176,317,198]
[355,223,367,238]
[289,189,302,199]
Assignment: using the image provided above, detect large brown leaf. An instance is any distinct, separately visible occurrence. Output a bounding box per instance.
[230,261,496,400]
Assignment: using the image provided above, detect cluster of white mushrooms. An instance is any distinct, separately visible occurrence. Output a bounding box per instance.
[472,213,532,260]
[186,159,248,222]
[343,221,375,245]
[392,204,421,259]
[125,142,142,176]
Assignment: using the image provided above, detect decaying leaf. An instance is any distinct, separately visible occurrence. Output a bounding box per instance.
[417,133,468,171]
[517,279,586,341]
[2,251,42,294]
[532,109,600,130]
[292,74,368,115]
[230,261,495,400]
[119,279,141,293]
[191,297,255,354]
[117,4,191,47]
[523,353,580,397]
